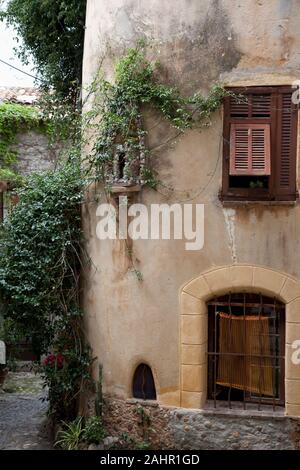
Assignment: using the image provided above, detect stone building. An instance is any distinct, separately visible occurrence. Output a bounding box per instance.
[82,0,300,449]
[0,87,58,221]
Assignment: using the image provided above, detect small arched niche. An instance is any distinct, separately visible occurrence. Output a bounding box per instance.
[132,363,156,400]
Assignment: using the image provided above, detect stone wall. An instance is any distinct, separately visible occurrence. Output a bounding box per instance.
[170,408,300,450]
[0,87,59,179]
[102,397,300,450]
[102,397,174,449]
[14,131,59,177]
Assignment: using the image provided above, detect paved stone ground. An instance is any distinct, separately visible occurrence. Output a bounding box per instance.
[0,372,52,450]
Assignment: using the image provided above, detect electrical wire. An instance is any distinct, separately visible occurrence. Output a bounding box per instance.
[0,57,38,81]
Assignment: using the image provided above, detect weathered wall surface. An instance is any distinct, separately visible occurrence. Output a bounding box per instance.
[82,0,300,438]
[0,88,59,179]
[83,0,300,90]
[14,131,58,177]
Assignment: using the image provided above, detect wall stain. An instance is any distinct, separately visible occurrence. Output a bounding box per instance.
[223,207,237,263]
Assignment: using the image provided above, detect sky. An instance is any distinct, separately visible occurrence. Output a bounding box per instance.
[0,1,35,87]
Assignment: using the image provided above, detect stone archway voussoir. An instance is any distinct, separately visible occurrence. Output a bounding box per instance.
[180,265,300,414]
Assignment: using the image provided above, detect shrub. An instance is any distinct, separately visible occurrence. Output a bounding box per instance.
[82,416,106,444]
[0,159,94,419]
[55,417,84,450]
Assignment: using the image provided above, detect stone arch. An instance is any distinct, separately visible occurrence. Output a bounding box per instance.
[180,264,300,416]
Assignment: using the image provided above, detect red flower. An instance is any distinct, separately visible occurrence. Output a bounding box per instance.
[56,353,64,369]
[43,353,64,369]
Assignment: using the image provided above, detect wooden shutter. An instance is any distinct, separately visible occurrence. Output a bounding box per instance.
[274,92,298,199]
[229,93,272,118]
[229,95,249,117]
[230,123,271,176]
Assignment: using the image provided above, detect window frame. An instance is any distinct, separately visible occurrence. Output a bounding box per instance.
[221,86,298,202]
[207,293,286,410]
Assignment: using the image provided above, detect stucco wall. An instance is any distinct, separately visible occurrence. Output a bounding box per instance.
[82,0,300,420]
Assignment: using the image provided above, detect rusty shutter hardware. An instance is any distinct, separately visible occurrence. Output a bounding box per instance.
[230,123,271,176]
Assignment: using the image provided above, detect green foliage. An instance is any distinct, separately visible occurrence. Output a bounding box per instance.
[0,158,94,419]
[136,405,151,443]
[82,416,106,444]
[55,417,84,450]
[136,405,151,427]
[86,44,228,187]
[0,103,42,183]
[0,316,25,345]
[1,0,87,95]
[38,90,81,146]
[135,441,151,450]
[0,161,83,348]
[42,345,93,419]
[55,416,107,449]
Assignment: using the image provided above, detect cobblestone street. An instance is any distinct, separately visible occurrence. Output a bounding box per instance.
[0,372,52,450]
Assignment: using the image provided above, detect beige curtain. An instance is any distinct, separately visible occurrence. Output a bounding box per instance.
[217,313,273,396]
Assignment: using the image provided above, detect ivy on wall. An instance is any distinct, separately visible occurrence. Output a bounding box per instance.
[0,103,43,183]
[0,157,93,419]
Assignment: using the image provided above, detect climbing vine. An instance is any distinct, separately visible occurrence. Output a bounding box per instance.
[0,103,44,183]
[83,44,228,280]
[86,43,228,189]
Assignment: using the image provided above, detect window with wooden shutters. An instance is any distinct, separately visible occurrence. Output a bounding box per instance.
[222,86,298,201]
[230,124,271,176]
